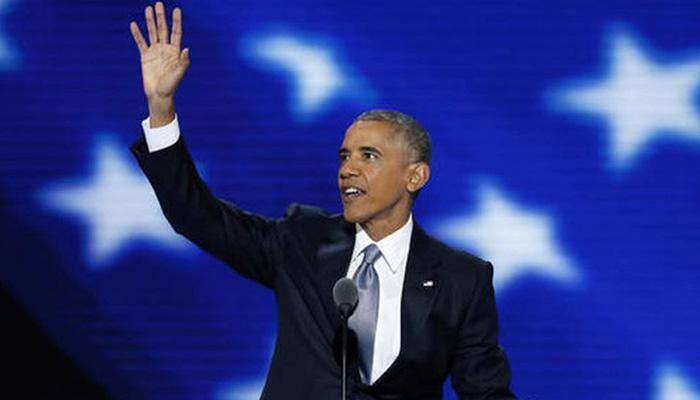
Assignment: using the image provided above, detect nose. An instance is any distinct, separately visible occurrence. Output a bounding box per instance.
[338,157,359,179]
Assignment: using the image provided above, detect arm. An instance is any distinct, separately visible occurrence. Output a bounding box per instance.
[129,3,279,287]
[130,132,280,288]
[450,262,516,399]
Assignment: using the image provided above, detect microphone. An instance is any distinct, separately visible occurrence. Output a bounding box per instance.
[333,277,358,320]
[333,277,358,400]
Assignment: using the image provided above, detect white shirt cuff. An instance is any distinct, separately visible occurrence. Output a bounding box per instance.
[141,114,181,153]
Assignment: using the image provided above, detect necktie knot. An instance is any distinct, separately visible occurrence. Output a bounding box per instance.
[362,244,381,266]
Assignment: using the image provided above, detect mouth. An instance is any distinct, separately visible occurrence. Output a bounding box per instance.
[341,186,366,203]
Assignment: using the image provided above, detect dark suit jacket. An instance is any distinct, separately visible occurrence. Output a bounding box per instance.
[130,133,515,400]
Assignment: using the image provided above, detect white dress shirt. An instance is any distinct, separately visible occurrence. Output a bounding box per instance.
[140,115,414,385]
[346,215,412,384]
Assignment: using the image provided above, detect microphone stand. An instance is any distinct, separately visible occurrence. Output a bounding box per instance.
[340,311,349,400]
[333,277,357,400]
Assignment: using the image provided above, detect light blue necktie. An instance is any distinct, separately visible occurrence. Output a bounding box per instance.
[349,244,382,384]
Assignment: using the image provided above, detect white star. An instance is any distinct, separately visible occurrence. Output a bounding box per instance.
[552,29,700,170]
[436,183,580,292]
[38,135,190,268]
[215,379,265,400]
[242,32,373,121]
[0,0,19,70]
[654,363,700,400]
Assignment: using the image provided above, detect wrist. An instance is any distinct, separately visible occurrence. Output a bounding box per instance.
[147,96,175,128]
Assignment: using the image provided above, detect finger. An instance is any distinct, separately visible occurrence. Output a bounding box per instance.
[170,7,182,50]
[145,5,157,45]
[155,2,169,44]
[130,22,148,53]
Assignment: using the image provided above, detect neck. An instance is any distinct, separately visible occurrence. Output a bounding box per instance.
[360,206,411,242]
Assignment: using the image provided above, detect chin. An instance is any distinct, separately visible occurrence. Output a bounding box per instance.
[342,207,370,224]
[342,210,360,223]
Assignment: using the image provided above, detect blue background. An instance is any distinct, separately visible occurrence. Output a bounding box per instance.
[1,0,700,399]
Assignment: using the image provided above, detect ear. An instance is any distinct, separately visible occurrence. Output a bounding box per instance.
[406,162,430,194]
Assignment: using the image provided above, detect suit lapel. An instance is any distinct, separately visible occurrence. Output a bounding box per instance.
[402,223,441,329]
[315,217,356,344]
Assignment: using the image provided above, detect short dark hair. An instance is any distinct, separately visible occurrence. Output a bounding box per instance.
[352,109,432,165]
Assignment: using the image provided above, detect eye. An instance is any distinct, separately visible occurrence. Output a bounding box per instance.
[363,151,378,160]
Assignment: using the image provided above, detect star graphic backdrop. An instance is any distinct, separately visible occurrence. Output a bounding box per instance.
[1,1,699,399]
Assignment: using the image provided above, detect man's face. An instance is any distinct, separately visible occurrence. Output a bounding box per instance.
[338,120,413,224]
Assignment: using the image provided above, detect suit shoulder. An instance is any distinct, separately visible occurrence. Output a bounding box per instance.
[424,232,493,279]
[283,203,334,221]
[282,203,345,232]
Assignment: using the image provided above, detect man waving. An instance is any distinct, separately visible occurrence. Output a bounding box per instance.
[129,3,515,399]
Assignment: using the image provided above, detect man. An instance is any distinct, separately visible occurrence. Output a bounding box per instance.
[129,3,515,399]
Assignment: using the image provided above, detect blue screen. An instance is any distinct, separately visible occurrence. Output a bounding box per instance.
[1,0,699,399]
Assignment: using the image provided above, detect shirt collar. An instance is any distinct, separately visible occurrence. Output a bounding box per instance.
[351,214,414,274]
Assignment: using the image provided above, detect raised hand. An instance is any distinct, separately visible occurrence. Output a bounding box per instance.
[130,2,189,126]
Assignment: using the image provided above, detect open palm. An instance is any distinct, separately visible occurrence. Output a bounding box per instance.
[130,2,189,100]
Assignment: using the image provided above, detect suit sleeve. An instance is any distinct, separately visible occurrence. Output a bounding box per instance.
[450,261,516,399]
[130,132,281,288]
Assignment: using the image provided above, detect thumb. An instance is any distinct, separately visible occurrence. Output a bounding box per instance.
[179,48,190,69]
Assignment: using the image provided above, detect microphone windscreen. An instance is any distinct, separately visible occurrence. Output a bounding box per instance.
[333,277,358,309]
